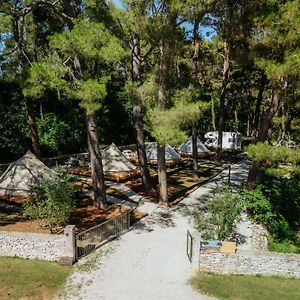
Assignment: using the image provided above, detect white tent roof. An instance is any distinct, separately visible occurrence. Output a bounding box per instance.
[178,136,209,155]
[146,142,181,162]
[101,143,137,173]
[0,150,56,196]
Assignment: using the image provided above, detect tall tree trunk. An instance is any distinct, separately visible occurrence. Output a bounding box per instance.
[192,123,198,180]
[156,41,170,203]
[131,31,152,192]
[191,19,200,79]
[25,97,42,159]
[11,13,42,159]
[211,96,216,131]
[234,108,238,132]
[247,90,280,189]
[251,72,266,137]
[232,95,238,132]
[158,41,171,108]
[279,99,287,142]
[247,115,251,137]
[86,113,107,208]
[157,143,168,203]
[133,104,152,192]
[191,19,200,180]
[217,40,230,154]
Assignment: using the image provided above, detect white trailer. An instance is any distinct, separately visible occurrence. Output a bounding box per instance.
[204,131,242,150]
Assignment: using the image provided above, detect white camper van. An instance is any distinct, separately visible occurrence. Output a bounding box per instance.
[204,131,242,150]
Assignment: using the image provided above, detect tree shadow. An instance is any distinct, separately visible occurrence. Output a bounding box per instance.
[0,199,24,227]
[133,209,176,233]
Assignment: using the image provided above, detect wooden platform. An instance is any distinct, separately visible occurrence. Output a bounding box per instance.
[179,151,216,159]
[0,193,27,204]
[147,159,183,167]
[68,167,140,182]
[104,170,140,182]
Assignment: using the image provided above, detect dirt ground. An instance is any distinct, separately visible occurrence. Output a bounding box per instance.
[0,195,145,234]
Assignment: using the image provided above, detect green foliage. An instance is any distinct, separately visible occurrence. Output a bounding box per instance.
[146,96,209,145]
[243,188,273,223]
[262,175,300,231]
[146,107,188,145]
[265,167,290,178]
[243,186,294,242]
[72,78,109,113]
[23,59,69,98]
[24,169,76,229]
[0,14,11,33]
[246,143,300,165]
[50,20,125,63]
[24,18,125,116]
[37,113,82,155]
[125,77,159,107]
[268,237,300,254]
[193,187,244,240]
[253,0,300,83]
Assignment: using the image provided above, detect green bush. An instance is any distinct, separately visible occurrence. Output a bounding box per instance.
[243,187,294,242]
[24,169,76,229]
[193,187,244,240]
[246,143,300,165]
[268,237,300,254]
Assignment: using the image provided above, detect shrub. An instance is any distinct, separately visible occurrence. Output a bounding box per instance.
[24,169,76,229]
[243,187,294,242]
[243,188,274,224]
[268,237,300,254]
[193,187,244,240]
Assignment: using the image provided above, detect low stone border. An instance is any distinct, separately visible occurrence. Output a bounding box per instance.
[198,251,300,278]
[0,225,75,262]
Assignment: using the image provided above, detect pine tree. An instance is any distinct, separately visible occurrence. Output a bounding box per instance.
[23,3,125,208]
[247,0,300,188]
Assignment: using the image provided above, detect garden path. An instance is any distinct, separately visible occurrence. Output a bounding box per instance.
[61,158,250,300]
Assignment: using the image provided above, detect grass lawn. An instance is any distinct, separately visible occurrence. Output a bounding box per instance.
[0,256,72,300]
[190,272,300,300]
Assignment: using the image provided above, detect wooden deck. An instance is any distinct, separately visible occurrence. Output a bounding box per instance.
[68,167,140,182]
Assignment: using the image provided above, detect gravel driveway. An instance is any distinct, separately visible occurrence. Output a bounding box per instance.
[61,207,215,300]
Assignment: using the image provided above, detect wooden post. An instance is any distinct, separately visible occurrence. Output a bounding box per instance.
[228,164,231,185]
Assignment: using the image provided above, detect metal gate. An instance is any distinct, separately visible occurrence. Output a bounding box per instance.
[186,230,193,262]
[76,210,131,260]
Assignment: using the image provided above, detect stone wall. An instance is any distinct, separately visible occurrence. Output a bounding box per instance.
[0,230,73,262]
[198,252,300,278]
[252,223,269,251]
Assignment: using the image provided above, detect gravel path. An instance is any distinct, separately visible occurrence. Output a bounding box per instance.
[61,158,250,300]
[61,207,215,300]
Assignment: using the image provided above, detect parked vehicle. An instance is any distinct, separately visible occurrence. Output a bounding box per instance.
[204,131,242,150]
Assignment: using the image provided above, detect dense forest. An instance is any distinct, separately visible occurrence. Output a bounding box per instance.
[0,1,299,205]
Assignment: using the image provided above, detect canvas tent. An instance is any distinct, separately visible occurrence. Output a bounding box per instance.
[0,150,56,197]
[178,136,210,156]
[101,143,137,173]
[146,142,181,164]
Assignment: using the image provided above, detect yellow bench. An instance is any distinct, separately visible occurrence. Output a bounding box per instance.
[220,241,237,254]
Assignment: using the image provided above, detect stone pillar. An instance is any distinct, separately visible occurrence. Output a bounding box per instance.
[60,225,76,265]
